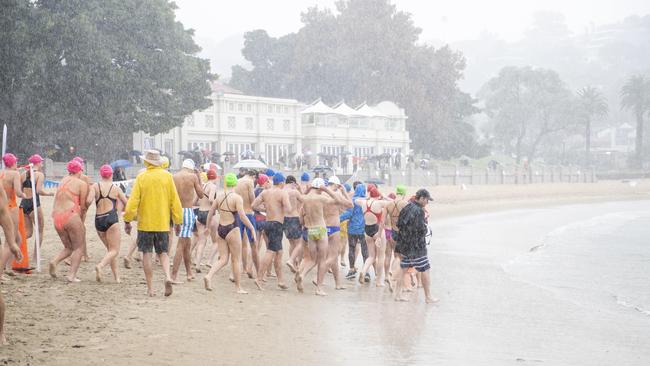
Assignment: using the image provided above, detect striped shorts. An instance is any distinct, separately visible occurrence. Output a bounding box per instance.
[400,255,430,273]
[179,208,196,238]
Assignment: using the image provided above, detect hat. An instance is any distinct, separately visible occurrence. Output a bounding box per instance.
[367,183,377,191]
[300,172,310,182]
[388,193,396,200]
[67,160,83,174]
[396,184,406,196]
[28,154,44,164]
[265,168,276,177]
[182,159,196,170]
[73,156,84,164]
[415,188,433,201]
[225,173,238,187]
[311,177,325,189]
[328,176,341,186]
[140,150,163,166]
[2,153,17,167]
[207,169,217,180]
[343,183,352,192]
[99,164,113,179]
[257,174,269,186]
[161,156,170,169]
[369,187,381,198]
[273,172,285,185]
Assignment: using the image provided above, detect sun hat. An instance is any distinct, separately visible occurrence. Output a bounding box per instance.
[273,172,285,185]
[67,160,83,174]
[311,177,325,189]
[140,150,163,166]
[328,176,341,186]
[207,169,217,180]
[396,184,406,196]
[225,173,238,187]
[257,173,269,186]
[182,159,196,170]
[28,154,44,164]
[99,164,113,179]
[2,153,17,167]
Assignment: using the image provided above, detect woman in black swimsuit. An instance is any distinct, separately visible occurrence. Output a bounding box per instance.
[202,173,255,294]
[355,186,391,285]
[20,154,53,248]
[91,165,127,283]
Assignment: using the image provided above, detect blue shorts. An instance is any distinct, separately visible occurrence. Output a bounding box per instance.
[237,213,256,243]
[327,226,340,237]
[400,255,431,273]
[301,227,308,242]
[179,208,196,238]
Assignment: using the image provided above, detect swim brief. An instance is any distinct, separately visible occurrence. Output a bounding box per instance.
[237,213,256,243]
[308,226,327,241]
[327,226,340,237]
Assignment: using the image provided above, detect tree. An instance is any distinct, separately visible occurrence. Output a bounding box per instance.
[230,0,478,158]
[620,75,650,167]
[577,87,608,166]
[0,0,214,161]
[481,66,576,163]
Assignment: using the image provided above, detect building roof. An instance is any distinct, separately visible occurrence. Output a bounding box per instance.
[209,80,243,95]
[332,101,361,116]
[355,103,387,118]
[300,99,338,115]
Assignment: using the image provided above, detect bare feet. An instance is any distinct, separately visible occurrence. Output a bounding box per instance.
[123,257,132,269]
[63,259,71,266]
[376,281,385,288]
[395,296,409,302]
[285,261,297,274]
[48,262,57,278]
[66,277,81,283]
[95,266,102,282]
[187,275,195,282]
[358,272,365,284]
[295,273,304,293]
[170,279,184,285]
[315,287,327,296]
[335,285,347,290]
[237,288,249,294]
[164,280,173,297]
[203,276,212,291]
[115,278,122,284]
[246,271,254,279]
[277,283,289,290]
[426,297,440,304]
[147,289,156,297]
[194,266,201,274]
[228,276,235,283]
[311,279,318,287]
[254,279,263,291]
[0,332,8,346]
[387,279,394,293]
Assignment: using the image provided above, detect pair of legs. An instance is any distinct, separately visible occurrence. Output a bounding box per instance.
[347,234,368,275]
[95,224,121,283]
[24,207,44,248]
[49,214,85,282]
[296,231,328,295]
[359,232,385,285]
[138,231,173,297]
[203,228,247,294]
[254,222,286,290]
[286,235,305,273]
[393,254,437,303]
[0,208,21,274]
[384,236,396,285]
[193,220,210,273]
[321,232,345,291]
[338,234,347,267]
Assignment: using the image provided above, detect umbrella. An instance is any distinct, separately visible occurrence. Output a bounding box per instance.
[364,178,385,185]
[129,150,142,156]
[223,151,235,156]
[202,162,222,171]
[312,165,333,173]
[233,159,267,169]
[110,159,132,169]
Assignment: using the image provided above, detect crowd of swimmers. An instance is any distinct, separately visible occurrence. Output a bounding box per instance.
[0,149,437,345]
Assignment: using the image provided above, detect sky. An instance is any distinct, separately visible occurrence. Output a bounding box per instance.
[174,0,650,42]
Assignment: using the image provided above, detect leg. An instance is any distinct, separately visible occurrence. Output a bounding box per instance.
[182,237,194,280]
[384,238,394,282]
[49,227,74,278]
[37,208,45,248]
[421,270,438,303]
[227,234,248,294]
[97,225,121,282]
[254,248,274,290]
[347,235,358,275]
[314,237,329,295]
[325,233,344,289]
[142,252,154,296]
[65,218,86,282]
[374,236,386,287]
[359,235,376,284]
[272,251,287,289]
[286,239,303,273]
[193,224,208,272]
[203,235,230,291]
[0,293,5,345]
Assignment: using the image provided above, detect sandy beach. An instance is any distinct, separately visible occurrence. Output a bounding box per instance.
[2,180,650,365]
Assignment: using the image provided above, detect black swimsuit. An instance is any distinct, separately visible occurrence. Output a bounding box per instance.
[20,171,41,215]
[94,184,119,232]
[217,193,238,240]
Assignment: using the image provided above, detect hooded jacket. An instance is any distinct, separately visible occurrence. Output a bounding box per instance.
[339,184,366,235]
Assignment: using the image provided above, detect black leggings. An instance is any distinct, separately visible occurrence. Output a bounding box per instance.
[348,234,368,269]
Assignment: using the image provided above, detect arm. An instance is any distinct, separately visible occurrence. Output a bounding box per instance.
[334,190,353,209]
[78,180,89,217]
[236,197,256,237]
[169,177,183,225]
[193,174,205,198]
[339,207,353,222]
[281,191,292,217]
[12,172,24,199]
[86,184,96,207]
[36,172,53,196]
[116,189,128,212]
[205,195,219,229]
[0,189,21,261]
[248,183,255,205]
[251,192,264,212]
[123,177,141,223]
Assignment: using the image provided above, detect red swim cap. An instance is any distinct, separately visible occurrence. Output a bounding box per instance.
[2,153,17,167]
[388,193,396,200]
[99,164,113,179]
[67,160,83,174]
[367,183,377,191]
[369,187,381,198]
[207,169,217,180]
[257,174,269,186]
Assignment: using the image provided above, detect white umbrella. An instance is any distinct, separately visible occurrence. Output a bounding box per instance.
[203,162,222,170]
[233,159,267,169]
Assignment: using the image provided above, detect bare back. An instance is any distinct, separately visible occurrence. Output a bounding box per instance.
[387,197,408,230]
[1,169,21,198]
[21,170,44,199]
[285,186,302,217]
[301,191,329,228]
[323,190,346,226]
[234,176,255,213]
[213,190,242,225]
[260,187,290,222]
[53,176,87,214]
[198,181,217,210]
[94,181,127,215]
[173,170,202,208]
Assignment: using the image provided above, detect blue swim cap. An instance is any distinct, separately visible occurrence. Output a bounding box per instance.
[323,178,329,186]
[265,168,276,177]
[300,172,310,182]
[272,172,285,185]
[343,183,352,192]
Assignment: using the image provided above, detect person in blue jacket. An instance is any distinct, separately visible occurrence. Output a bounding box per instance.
[340,183,369,279]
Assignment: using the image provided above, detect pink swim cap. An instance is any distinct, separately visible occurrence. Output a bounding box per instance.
[67,160,83,174]
[73,156,84,164]
[257,174,269,186]
[99,164,113,179]
[2,153,17,167]
[207,169,217,180]
[28,154,44,164]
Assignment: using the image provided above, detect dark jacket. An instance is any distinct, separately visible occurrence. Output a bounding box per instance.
[395,202,427,258]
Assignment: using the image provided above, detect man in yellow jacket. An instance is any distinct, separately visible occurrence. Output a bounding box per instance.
[124,150,183,297]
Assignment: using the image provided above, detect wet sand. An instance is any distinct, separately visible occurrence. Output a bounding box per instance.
[2,180,650,365]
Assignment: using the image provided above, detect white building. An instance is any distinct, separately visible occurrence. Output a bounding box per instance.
[133,82,410,170]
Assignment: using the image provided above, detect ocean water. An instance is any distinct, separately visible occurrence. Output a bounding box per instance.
[502,202,650,318]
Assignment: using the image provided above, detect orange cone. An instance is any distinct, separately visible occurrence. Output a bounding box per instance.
[12,207,30,272]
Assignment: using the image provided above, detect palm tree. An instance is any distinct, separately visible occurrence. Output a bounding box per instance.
[621,75,650,167]
[577,87,608,166]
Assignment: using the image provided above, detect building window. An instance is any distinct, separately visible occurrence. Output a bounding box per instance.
[186,115,195,127]
[283,119,291,131]
[247,104,252,112]
[284,106,289,114]
[265,144,290,166]
[302,115,314,125]
[268,105,273,113]
[354,146,375,157]
[228,102,234,111]
[205,114,214,128]
[276,105,282,113]
[238,103,243,112]
[164,139,173,157]
[266,118,274,130]
[228,116,236,129]
[245,117,254,130]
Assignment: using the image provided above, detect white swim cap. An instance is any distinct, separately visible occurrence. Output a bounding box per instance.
[182,159,195,170]
[328,176,341,186]
[311,177,325,189]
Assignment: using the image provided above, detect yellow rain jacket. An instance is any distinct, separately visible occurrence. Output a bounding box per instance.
[123,165,182,232]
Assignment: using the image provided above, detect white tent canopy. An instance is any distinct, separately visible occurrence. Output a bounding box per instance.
[332,101,361,116]
[300,99,338,115]
[355,103,387,118]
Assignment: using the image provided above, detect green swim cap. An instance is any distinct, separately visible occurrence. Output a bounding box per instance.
[225,173,238,187]
[396,184,406,196]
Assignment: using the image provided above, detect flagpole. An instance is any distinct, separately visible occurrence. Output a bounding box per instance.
[29,164,41,272]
